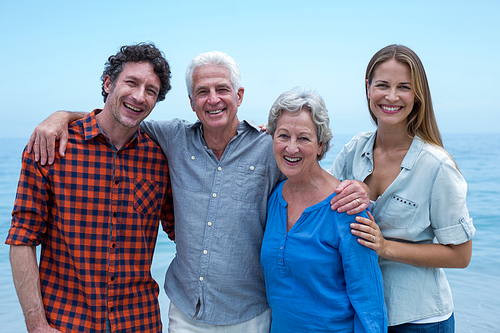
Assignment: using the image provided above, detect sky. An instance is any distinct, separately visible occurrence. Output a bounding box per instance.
[1,0,499,141]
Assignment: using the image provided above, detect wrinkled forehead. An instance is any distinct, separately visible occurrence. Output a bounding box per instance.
[193,65,232,86]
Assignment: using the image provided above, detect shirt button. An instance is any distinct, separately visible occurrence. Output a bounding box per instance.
[368,169,372,173]
[212,193,217,198]
[111,276,115,281]
[208,222,212,226]
[250,166,255,171]
[113,212,117,217]
[218,166,222,171]
[191,156,195,160]
[280,247,283,250]
[110,307,114,312]
[199,277,204,281]
[111,243,116,248]
[203,250,208,255]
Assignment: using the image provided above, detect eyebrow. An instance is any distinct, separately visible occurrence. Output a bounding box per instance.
[375,79,412,85]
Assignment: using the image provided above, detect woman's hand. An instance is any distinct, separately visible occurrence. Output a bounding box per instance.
[351,211,387,256]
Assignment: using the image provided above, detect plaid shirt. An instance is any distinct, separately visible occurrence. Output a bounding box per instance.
[6,110,174,332]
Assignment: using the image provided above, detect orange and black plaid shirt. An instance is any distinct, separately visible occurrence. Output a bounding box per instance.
[6,110,174,332]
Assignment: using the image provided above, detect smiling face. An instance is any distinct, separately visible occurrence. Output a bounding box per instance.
[189,65,244,134]
[103,61,161,130]
[273,109,323,180]
[367,59,415,130]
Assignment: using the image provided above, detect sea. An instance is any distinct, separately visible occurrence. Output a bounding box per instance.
[1,133,499,332]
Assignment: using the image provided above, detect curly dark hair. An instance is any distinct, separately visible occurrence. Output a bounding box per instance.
[101,43,172,102]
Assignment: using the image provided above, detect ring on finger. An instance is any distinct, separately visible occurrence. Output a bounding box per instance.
[355,198,361,206]
[372,236,376,242]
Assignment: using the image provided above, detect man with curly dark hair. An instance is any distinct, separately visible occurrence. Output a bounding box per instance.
[7,43,174,333]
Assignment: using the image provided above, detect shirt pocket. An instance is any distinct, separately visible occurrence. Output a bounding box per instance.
[380,194,418,229]
[134,178,161,216]
[173,153,207,191]
[231,160,267,203]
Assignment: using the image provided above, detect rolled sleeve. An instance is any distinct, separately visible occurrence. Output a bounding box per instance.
[6,149,49,246]
[431,159,475,244]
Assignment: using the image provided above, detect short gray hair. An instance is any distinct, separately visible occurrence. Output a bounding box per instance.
[267,88,332,160]
[186,51,241,97]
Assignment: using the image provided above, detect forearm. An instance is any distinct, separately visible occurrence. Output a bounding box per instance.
[382,239,472,268]
[10,245,51,332]
[58,110,87,123]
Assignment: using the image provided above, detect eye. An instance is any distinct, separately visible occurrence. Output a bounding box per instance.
[375,83,388,88]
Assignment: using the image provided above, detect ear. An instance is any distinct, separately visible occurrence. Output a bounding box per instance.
[317,142,324,157]
[365,79,371,99]
[104,75,113,94]
[189,94,196,112]
[236,87,245,107]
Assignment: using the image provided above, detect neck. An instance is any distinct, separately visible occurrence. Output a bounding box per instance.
[95,110,136,150]
[285,164,329,193]
[375,124,413,150]
[202,119,240,159]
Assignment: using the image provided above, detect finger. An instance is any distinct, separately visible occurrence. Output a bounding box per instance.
[39,135,48,166]
[27,132,36,154]
[47,133,57,165]
[33,134,41,163]
[333,180,351,196]
[58,131,68,158]
[353,216,373,227]
[345,202,369,215]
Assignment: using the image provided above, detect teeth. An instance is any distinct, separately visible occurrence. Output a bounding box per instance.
[381,106,401,111]
[125,103,141,112]
[284,156,301,162]
[208,109,223,114]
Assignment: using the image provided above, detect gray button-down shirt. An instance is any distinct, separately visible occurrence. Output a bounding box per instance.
[141,118,284,325]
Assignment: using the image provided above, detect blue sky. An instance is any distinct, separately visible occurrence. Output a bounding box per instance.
[1,0,499,141]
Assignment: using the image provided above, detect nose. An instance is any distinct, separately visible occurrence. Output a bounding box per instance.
[286,138,300,154]
[131,86,146,103]
[207,89,220,105]
[386,88,399,102]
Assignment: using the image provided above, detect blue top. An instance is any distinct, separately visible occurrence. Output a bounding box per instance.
[329,131,475,325]
[261,180,387,333]
[141,118,285,325]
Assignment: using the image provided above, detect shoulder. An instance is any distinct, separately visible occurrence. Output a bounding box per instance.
[141,118,195,132]
[416,138,455,168]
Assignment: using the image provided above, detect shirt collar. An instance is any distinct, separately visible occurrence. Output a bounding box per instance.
[361,131,423,170]
[82,109,140,149]
[401,136,423,170]
[188,118,262,135]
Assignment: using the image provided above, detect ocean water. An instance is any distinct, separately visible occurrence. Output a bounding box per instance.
[1,133,499,332]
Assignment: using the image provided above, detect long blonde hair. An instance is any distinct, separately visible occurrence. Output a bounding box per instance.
[365,44,443,148]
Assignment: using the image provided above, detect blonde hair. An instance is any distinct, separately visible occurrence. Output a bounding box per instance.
[365,44,443,148]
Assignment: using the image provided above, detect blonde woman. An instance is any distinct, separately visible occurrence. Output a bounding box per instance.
[330,45,475,333]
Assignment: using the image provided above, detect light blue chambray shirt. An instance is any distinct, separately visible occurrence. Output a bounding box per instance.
[141,118,284,325]
[329,131,475,326]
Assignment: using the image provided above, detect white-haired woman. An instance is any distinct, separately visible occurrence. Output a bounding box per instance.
[260,88,387,333]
